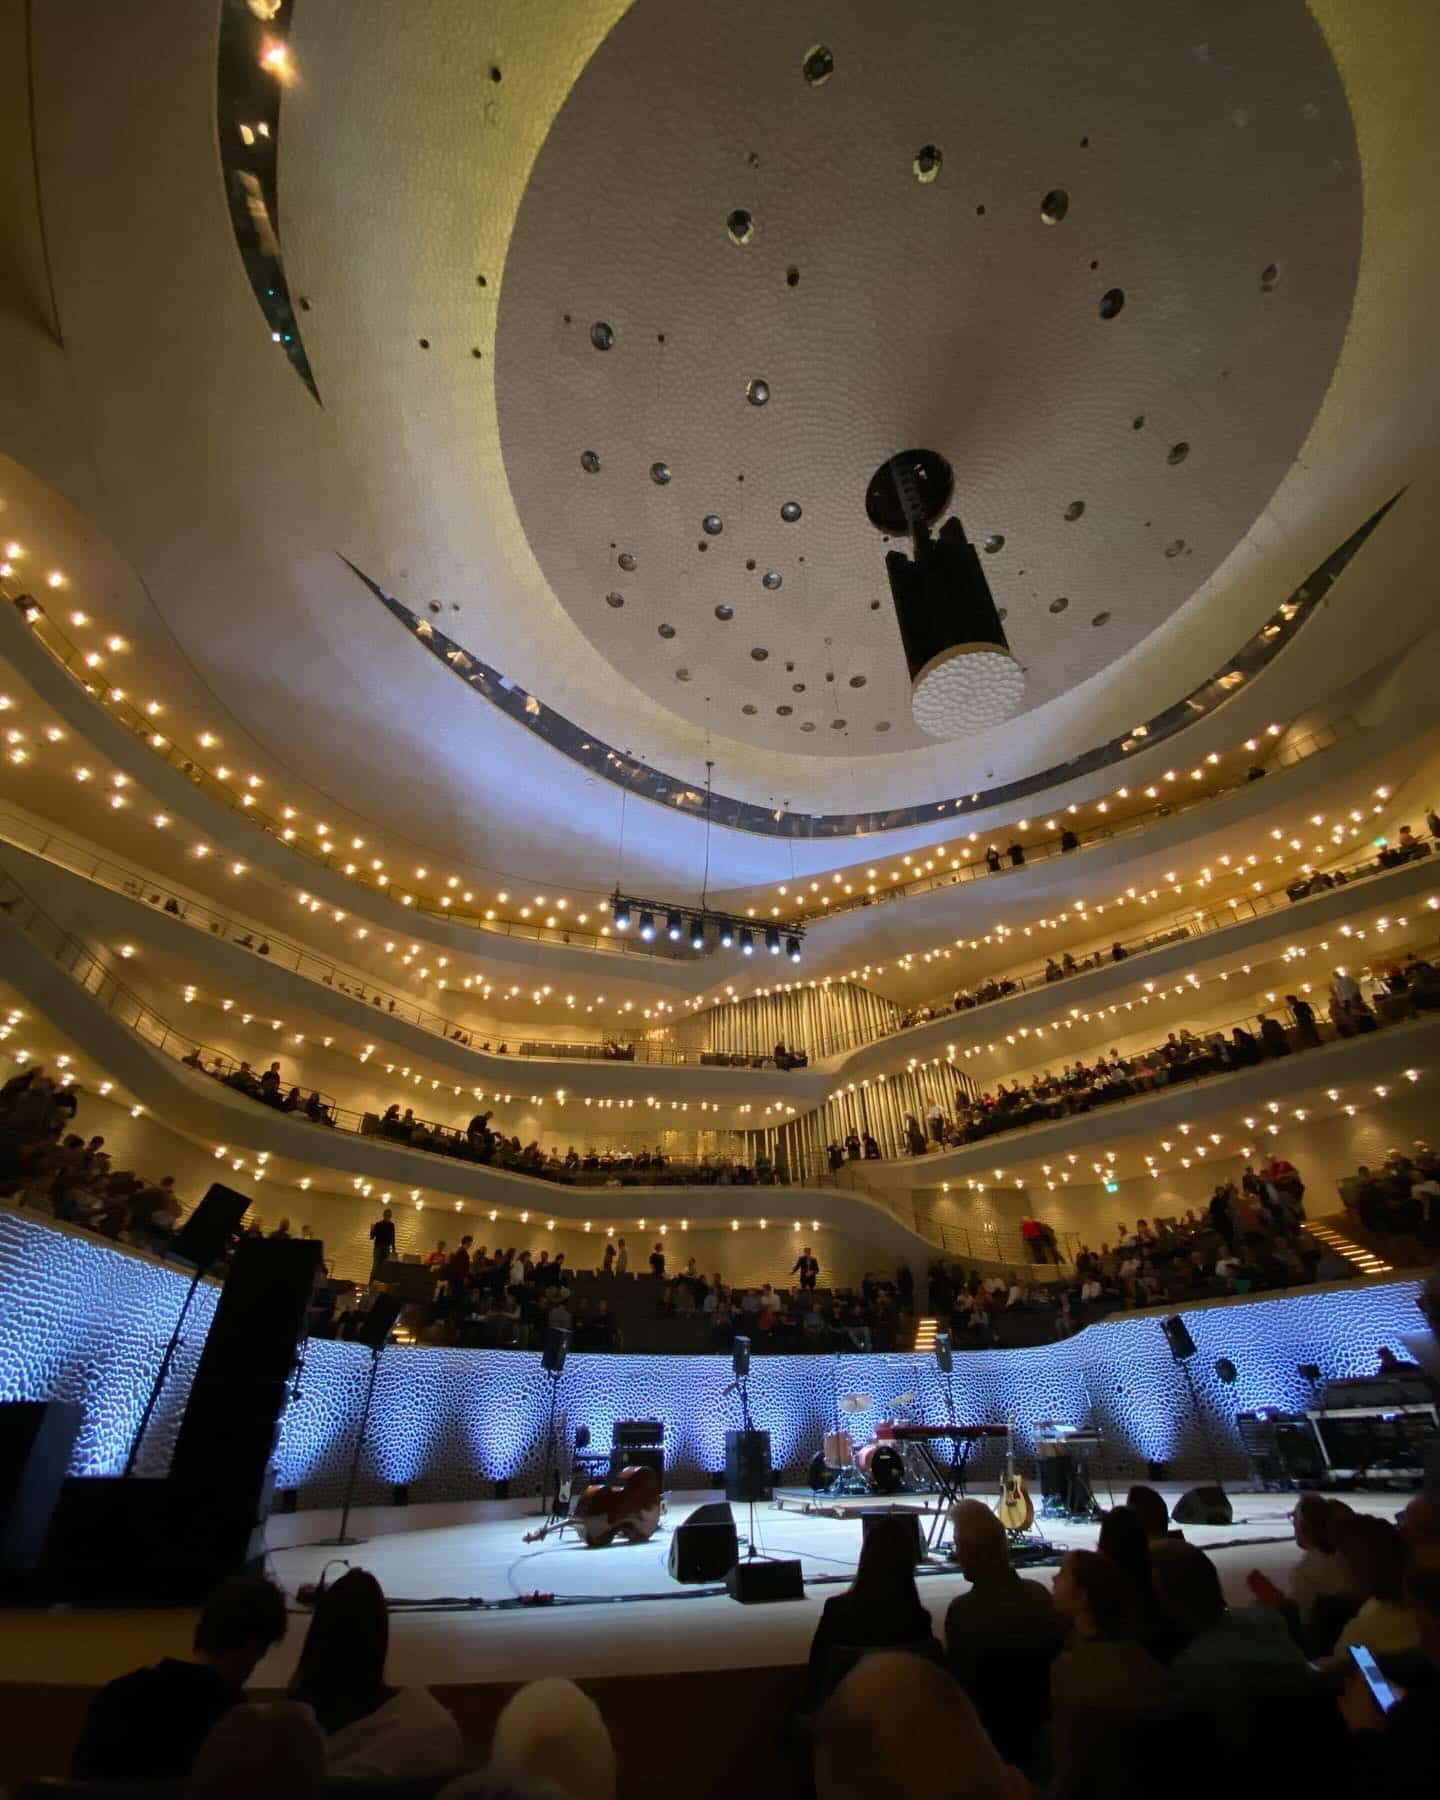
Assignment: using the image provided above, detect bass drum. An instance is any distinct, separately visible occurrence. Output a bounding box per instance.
[855,1441,906,1495]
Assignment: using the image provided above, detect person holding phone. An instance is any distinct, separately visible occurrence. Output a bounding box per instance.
[1340,1548,1440,1800]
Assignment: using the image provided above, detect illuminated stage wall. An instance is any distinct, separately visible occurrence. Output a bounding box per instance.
[0,1213,1426,1504]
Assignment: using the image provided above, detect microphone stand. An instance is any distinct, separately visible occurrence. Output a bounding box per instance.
[313,1342,384,1547]
[124,1264,205,1477]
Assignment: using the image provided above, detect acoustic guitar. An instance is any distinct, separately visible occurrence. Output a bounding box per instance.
[994,1414,1034,1533]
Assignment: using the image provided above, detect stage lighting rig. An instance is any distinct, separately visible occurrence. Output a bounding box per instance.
[867,449,1025,740]
[608,891,804,962]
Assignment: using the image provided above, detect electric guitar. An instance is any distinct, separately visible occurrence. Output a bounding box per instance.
[994,1413,1034,1532]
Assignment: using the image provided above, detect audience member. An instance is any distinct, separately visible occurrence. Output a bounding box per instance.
[486,1677,616,1800]
[1151,1541,1314,1750]
[291,1568,463,1780]
[804,1516,939,1707]
[1288,1492,1354,1639]
[1049,1551,1175,1796]
[812,1653,1018,1800]
[1341,1547,1440,1800]
[187,1703,324,1800]
[944,1500,1063,1768]
[1097,1505,1181,1658]
[1124,1483,1175,1542]
[71,1574,288,1780]
[1331,1515,1420,1659]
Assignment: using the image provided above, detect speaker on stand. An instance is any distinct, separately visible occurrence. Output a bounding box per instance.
[1161,1316,1233,1524]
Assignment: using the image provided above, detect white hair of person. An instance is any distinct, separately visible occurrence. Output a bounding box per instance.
[486,1677,616,1800]
[440,1776,570,1800]
[815,1653,1024,1800]
[187,1702,324,1800]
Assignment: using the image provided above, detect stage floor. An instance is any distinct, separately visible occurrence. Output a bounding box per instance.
[245,1482,1408,1690]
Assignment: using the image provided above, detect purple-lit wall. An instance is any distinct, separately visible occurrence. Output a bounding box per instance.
[0,1211,1424,1504]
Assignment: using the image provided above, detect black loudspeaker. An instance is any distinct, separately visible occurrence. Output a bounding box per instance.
[862,1507,924,1564]
[0,1402,82,1585]
[541,1326,571,1373]
[1162,1315,1198,1362]
[172,1181,252,1268]
[1172,1483,1233,1526]
[668,1501,738,1581]
[357,1292,405,1351]
[725,1428,773,1502]
[732,1336,751,1377]
[166,1236,320,1590]
[42,1477,181,1604]
[726,1557,804,1604]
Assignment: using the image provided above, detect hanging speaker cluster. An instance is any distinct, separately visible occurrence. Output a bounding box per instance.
[610,891,803,961]
[868,450,1025,740]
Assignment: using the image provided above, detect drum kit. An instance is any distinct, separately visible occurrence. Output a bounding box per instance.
[806,1392,923,1498]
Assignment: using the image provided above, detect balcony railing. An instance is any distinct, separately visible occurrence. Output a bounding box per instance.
[0,810,793,1072]
[788,838,1432,1061]
[783,717,1355,931]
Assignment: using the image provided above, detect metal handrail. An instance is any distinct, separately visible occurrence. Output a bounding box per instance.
[780,718,1354,930]
[13,605,685,961]
[792,969,1437,1187]
[910,1218,1085,1267]
[10,601,1354,963]
[0,864,775,1191]
[787,840,1426,1061]
[0,809,778,1071]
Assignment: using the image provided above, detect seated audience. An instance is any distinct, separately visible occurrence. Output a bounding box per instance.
[804,1514,940,1706]
[1288,1492,1354,1644]
[1049,1550,1175,1796]
[1331,1515,1420,1659]
[812,1652,1018,1800]
[291,1568,464,1780]
[1341,1546,1440,1800]
[945,1500,1063,1769]
[1124,1483,1176,1542]
[1098,1504,1182,1659]
[485,1676,616,1800]
[1151,1541,1315,1751]
[71,1574,289,1780]
[187,1702,324,1800]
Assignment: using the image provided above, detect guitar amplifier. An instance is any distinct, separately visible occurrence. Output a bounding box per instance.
[610,1446,664,1480]
[612,1419,665,1448]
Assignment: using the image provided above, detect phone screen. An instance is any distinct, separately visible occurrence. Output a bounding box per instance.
[1349,1644,1400,1715]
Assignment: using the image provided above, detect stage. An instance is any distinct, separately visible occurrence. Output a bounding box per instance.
[244,1482,1406,1690]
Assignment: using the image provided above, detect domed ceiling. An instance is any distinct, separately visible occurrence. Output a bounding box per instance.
[10,0,1438,891]
[495,0,1360,757]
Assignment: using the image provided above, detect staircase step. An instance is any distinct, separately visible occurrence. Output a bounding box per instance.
[1303,1220,1393,1274]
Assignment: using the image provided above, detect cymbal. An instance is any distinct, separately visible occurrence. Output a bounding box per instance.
[839,1392,874,1414]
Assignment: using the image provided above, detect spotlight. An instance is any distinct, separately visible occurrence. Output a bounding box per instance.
[639,910,656,941]
[868,449,1024,740]
[739,928,755,956]
[765,925,782,955]
[719,921,736,949]
[612,898,631,932]
[786,936,801,963]
[666,909,683,941]
[689,917,706,951]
